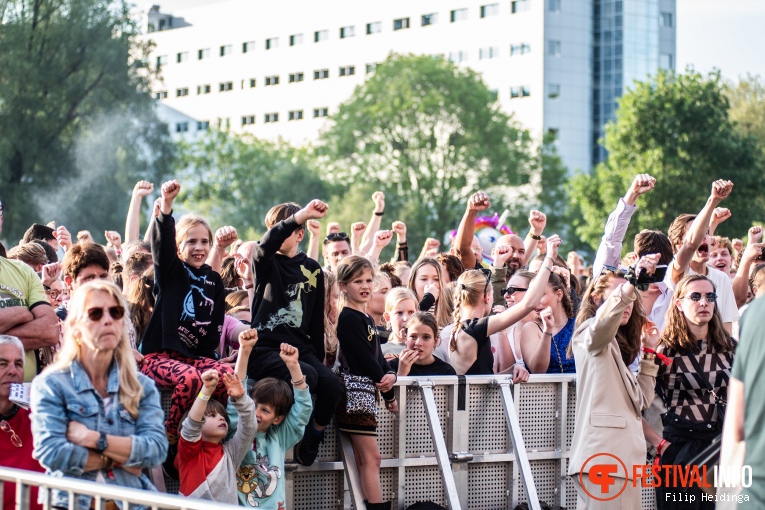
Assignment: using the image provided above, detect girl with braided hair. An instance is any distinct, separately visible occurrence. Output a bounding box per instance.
[447,235,561,377]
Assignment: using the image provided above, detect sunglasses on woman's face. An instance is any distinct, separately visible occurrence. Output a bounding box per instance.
[502,286,528,296]
[684,292,717,303]
[86,306,125,321]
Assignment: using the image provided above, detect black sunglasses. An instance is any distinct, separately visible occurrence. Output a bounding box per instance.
[684,292,717,303]
[324,232,349,245]
[469,268,492,293]
[501,286,528,296]
[86,306,125,321]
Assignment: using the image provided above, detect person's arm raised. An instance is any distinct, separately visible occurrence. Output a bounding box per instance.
[732,226,764,307]
[455,192,490,269]
[487,235,560,335]
[124,181,154,243]
[672,180,733,284]
[350,222,366,255]
[360,191,385,255]
[206,226,238,272]
[708,207,732,237]
[522,210,547,266]
[306,220,321,262]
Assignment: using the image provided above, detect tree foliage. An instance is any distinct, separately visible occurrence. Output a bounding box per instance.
[318,54,557,250]
[176,130,332,236]
[0,0,174,242]
[726,75,765,158]
[569,70,763,249]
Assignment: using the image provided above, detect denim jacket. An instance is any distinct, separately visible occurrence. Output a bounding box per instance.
[30,359,168,509]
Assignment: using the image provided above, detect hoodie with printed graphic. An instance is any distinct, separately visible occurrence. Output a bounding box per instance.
[140,212,225,359]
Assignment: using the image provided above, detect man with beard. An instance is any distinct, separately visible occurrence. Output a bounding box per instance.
[666,179,738,333]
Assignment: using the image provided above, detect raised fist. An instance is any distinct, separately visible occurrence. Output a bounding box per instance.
[528,210,547,234]
[301,199,329,220]
[468,192,490,212]
[391,221,407,238]
[104,230,122,250]
[238,329,258,350]
[327,222,341,235]
[215,226,238,249]
[133,180,154,198]
[307,220,321,237]
[710,208,732,227]
[54,226,73,252]
[372,191,385,213]
[710,180,733,202]
[351,222,367,235]
[161,180,181,201]
[374,230,393,248]
[629,174,656,196]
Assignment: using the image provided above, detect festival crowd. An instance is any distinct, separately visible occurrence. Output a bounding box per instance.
[0,174,762,510]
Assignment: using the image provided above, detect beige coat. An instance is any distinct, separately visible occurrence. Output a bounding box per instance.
[567,285,659,480]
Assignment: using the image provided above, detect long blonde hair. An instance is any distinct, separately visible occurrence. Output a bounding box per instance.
[449,269,490,353]
[408,258,451,328]
[324,271,339,358]
[47,280,144,418]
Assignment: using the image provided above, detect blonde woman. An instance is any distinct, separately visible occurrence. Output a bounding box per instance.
[31,280,167,510]
[408,257,451,328]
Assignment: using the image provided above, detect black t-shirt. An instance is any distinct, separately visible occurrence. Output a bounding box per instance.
[390,356,457,376]
[460,317,494,375]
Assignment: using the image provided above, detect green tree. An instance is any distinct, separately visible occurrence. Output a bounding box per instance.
[726,75,765,157]
[319,53,558,252]
[176,130,332,237]
[569,70,763,250]
[0,0,174,242]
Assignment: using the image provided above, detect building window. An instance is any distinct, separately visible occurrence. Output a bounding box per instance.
[242,41,255,53]
[366,63,378,74]
[219,45,232,57]
[422,13,438,26]
[218,82,233,92]
[313,108,329,118]
[197,48,210,60]
[547,128,559,141]
[175,87,189,97]
[265,75,280,86]
[547,83,560,98]
[339,66,356,77]
[217,118,230,129]
[314,69,329,80]
[548,40,561,56]
[241,115,256,126]
[548,0,561,11]
[480,4,499,17]
[155,91,168,100]
[249,78,256,88]
[314,29,329,42]
[522,86,531,97]
[511,86,531,98]
[393,17,410,30]
[450,8,468,22]
[479,47,499,60]
[175,122,189,133]
[289,72,304,83]
[264,113,279,123]
[197,84,211,94]
[340,25,355,38]
[660,53,674,69]
[265,37,279,50]
[449,51,468,63]
[156,55,167,67]
[288,110,304,121]
[510,43,531,55]
[511,0,530,13]
[176,52,188,63]
[367,21,382,34]
[197,121,209,131]
[660,12,673,27]
[290,33,304,46]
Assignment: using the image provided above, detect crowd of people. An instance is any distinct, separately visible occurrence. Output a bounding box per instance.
[0,173,762,510]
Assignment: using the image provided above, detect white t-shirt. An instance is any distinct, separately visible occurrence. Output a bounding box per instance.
[665,263,740,324]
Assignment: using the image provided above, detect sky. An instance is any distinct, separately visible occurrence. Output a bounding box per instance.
[146,0,765,82]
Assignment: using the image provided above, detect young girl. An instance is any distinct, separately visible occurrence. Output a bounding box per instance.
[449,236,561,377]
[335,256,397,510]
[408,257,451,328]
[139,180,237,455]
[391,312,456,376]
[380,288,418,360]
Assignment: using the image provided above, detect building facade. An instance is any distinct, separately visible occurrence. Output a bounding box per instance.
[142,0,675,172]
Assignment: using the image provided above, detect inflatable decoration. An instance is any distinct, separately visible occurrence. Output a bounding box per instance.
[448,211,514,265]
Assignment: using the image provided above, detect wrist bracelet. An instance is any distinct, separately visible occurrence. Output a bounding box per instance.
[197,392,211,401]
[657,439,668,456]
[374,211,384,216]
[100,455,114,471]
[291,376,306,386]
[244,282,254,290]
[529,233,542,240]
[540,265,552,272]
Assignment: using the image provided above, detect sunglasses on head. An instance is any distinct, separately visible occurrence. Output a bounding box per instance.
[86,306,125,321]
[324,232,349,245]
[684,292,717,303]
[469,268,492,293]
[501,286,528,296]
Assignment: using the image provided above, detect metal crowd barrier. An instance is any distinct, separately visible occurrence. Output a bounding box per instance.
[1,375,658,509]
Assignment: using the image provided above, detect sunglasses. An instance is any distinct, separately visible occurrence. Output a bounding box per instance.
[1,420,21,448]
[86,306,125,321]
[683,292,717,303]
[501,286,528,296]
[324,232,349,245]
[469,268,492,293]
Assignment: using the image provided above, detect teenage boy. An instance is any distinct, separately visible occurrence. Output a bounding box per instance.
[245,200,343,466]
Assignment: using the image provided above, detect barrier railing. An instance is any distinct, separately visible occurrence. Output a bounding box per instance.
[0,466,236,510]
